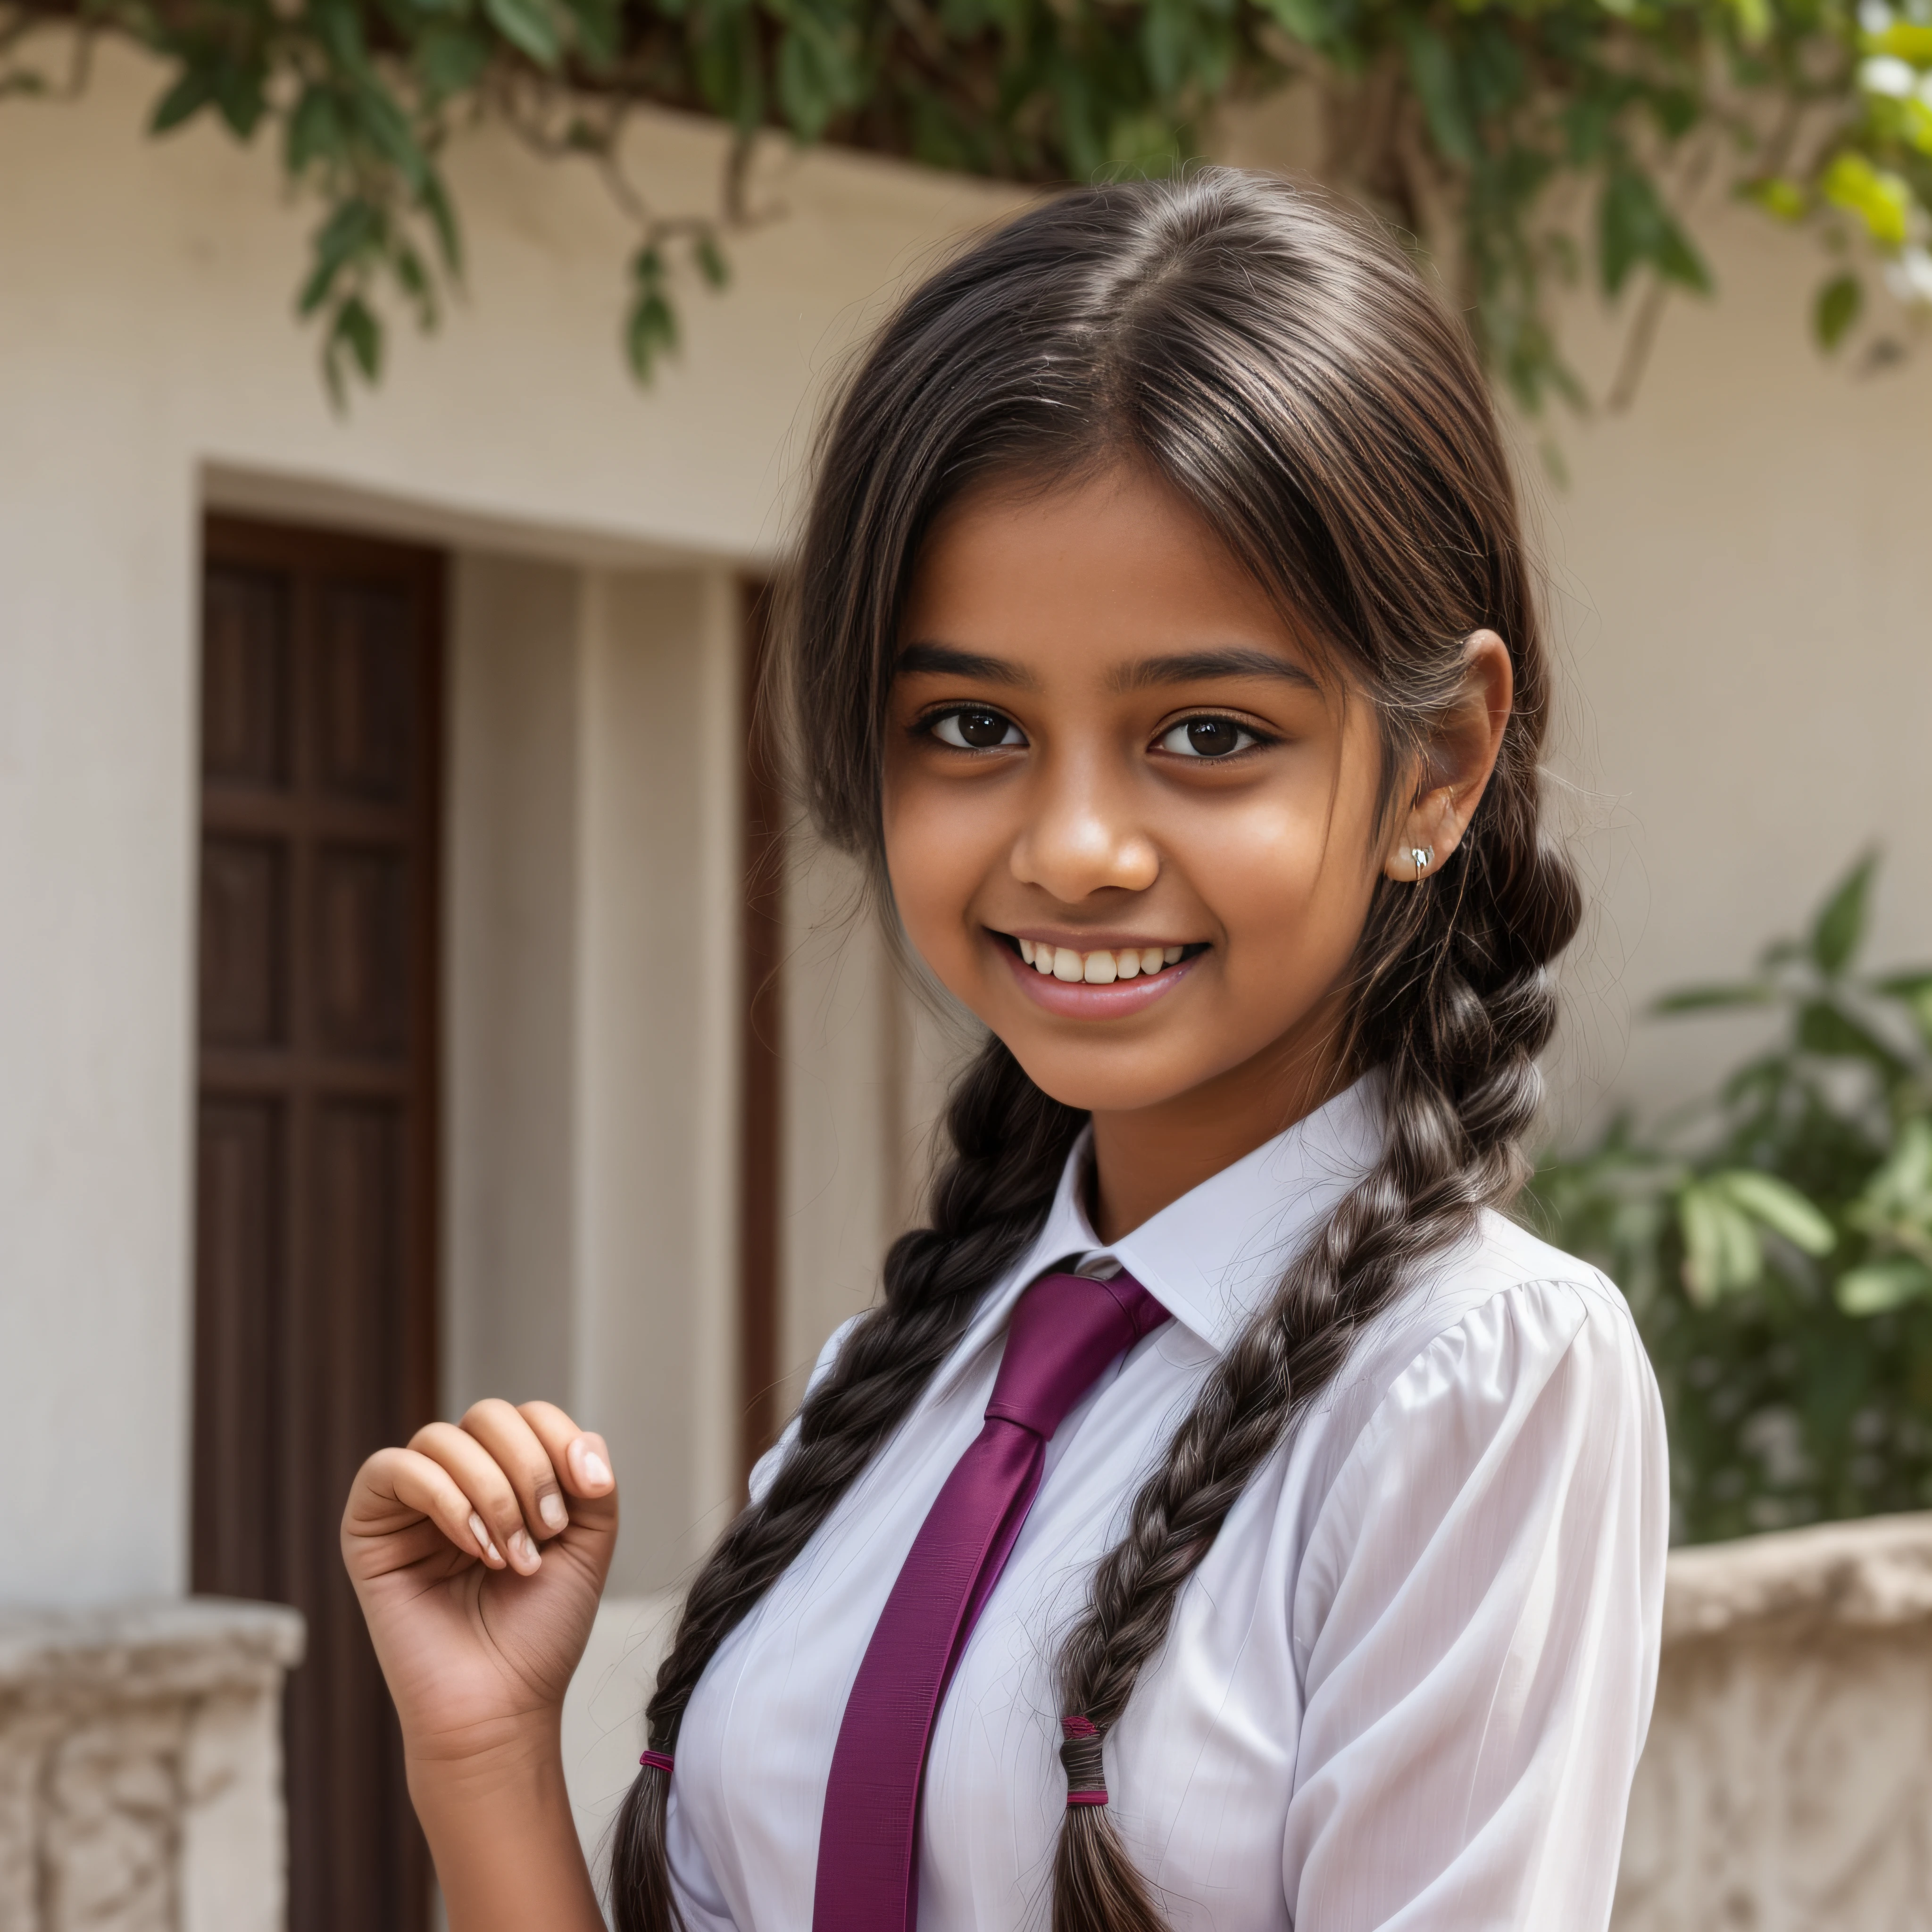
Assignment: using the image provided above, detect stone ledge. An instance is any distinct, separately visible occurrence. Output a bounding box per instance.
[0,1598,305,1932]
[1660,1510,1932,1644]
[0,1598,305,1704]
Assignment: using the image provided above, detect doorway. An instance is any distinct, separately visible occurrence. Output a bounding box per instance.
[192,514,442,1932]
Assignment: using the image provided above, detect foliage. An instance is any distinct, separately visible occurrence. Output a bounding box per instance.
[1531,854,1932,1544]
[2,0,1929,405]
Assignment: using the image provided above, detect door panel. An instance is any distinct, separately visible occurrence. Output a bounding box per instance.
[192,516,441,1932]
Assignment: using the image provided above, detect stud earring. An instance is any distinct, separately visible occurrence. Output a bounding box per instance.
[1411,846,1434,880]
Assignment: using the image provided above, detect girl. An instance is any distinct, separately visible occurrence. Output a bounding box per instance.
[344,169,1666,1932]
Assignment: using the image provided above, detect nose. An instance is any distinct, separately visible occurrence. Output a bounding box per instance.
[1009,752,1159,901]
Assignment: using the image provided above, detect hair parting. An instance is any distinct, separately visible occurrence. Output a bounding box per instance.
[612,167,1580,1932]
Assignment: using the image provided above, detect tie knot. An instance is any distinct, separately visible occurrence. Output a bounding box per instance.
[983,1268,1168,1440]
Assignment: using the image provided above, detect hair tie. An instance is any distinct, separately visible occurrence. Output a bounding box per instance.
[1058,1714,1108,1807]
[639,1749,675,1776]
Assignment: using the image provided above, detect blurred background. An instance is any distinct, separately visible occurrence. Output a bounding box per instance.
[2,3,1930,1925]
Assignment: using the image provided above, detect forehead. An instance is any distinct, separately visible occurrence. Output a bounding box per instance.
[900,466,1308,678]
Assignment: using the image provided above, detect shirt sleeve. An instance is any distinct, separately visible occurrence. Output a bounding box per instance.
[1281,1276,1668,1931]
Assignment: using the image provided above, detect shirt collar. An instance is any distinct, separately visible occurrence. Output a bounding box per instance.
[1012,1072,1386,1354]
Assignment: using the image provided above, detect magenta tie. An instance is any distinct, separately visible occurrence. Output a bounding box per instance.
[811,1267,1169,1932]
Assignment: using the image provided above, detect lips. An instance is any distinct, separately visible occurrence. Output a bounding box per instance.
[996,932,1204,1016]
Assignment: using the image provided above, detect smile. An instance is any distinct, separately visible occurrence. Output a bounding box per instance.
[994,932,1207,1016]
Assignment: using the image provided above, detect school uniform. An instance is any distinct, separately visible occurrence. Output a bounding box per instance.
[666,1076,1668,1931]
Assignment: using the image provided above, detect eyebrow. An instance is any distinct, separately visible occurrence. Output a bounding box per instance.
[893,641,1319,694]
[894,642,1040,688]
[1108,648,1321,693]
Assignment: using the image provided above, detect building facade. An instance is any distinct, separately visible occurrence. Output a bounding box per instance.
[3,34,1930,1925]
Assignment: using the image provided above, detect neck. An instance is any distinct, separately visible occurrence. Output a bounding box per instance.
[1085,1001,1351,1243]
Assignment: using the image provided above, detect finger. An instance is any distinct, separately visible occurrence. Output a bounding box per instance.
[409,1419,544,1574]
[459,1398,574,1549]
[346,1445,497,1567]
[517,1401,616,1504]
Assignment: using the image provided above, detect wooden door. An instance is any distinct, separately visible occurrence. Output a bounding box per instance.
[192,515,441,1932]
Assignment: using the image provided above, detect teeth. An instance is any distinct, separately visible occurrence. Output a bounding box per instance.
[1016,940,1191,983]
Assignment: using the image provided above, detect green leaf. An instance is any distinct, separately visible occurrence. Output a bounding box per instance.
[1873,22,1932,62]
[1599,166,1659,297]
[323,292,383,407]
[350,81,430,191]
[626,291,679,378]
[1874,973,1932,1049]
[559,0,621,67]
[1822,152,1913,249]
[1681,1182,1763,1305]
[693,232,730,289]
[1810,850,1876,974]
[1836,1259,1932,1315]
[1654,983,1774,1013]
[1252,0,1331,47]
[419,172,464,278]
[300,198,383,315]
[482,0,562,67]
[214,65,267,140]
[1714,1170,1836,1256]
[415,24,492,102]
[1402,21,1477,168]
[1798,999,1905,1074]
[150,67,217,135]
[1815,272,1864,350]
[1748,176,1809,223]
[287,87,348,174]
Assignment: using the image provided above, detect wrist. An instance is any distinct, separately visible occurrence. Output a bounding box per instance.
[406,1708,564,1811]
[407,1721,603,1932]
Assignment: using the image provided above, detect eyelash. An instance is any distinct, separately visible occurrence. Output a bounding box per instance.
[916,706,1277,760]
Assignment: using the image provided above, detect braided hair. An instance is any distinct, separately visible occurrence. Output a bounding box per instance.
[614,168,1581,1932]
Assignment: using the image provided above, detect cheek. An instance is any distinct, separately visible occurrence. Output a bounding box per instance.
[1187,786,1380,981]
[882,775,991,963]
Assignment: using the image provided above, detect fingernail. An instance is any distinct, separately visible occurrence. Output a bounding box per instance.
[509,1529,540,1570]
[538,1491,568,1532]
[579,1445,612,1488]
[468,1512,502,1565]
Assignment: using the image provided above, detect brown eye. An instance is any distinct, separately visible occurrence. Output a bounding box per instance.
[1157,716,1257,758]
[932,708,1023,749]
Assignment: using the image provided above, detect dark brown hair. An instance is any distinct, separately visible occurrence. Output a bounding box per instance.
[613,167,1579,1931]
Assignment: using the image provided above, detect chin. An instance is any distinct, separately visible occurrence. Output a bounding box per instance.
[1005,1049,1200,1117]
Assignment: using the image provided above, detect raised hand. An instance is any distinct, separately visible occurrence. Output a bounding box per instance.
[342,1399,619,1767]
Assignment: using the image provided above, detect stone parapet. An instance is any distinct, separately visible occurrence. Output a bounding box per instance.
[1616,1511,1932,1932]
[0,1598,304,1932]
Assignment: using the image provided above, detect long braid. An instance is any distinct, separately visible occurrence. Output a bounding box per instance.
[610,1039,1083,1931]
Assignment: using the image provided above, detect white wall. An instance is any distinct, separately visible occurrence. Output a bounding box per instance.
[1530,200,1932,1130]
[0,35,1022,1607]
[443,558,742,1591]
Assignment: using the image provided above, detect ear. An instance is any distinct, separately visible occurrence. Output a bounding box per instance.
[1381,630,1514,883]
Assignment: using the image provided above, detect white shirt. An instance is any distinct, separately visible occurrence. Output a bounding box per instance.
[666,1078,1669,1931]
